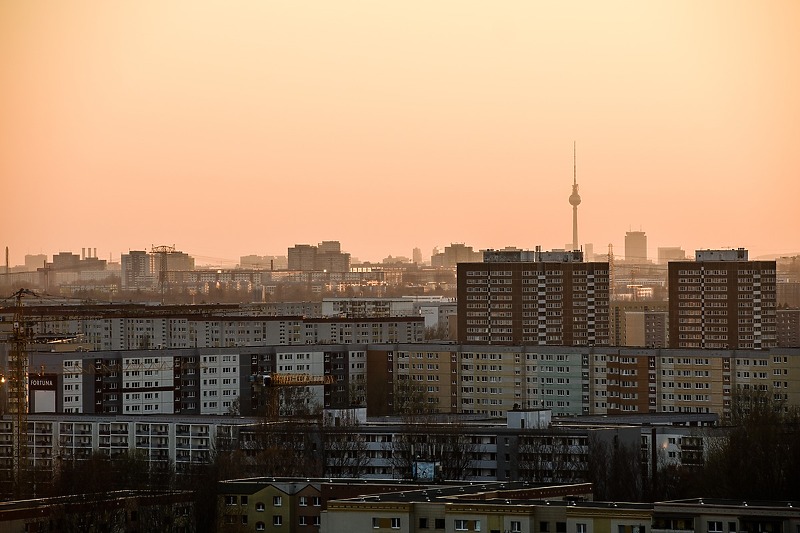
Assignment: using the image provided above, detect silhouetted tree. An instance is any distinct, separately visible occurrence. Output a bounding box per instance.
[702,388,800,500]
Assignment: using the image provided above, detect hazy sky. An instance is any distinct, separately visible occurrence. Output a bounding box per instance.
[2,1,799,266]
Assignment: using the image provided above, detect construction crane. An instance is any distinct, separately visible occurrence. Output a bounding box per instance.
[7,288,37,496]
[252,373,335,420]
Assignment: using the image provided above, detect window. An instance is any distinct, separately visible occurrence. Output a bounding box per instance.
[557,522,566,533]
[392,518,401,529]
[420,518,429,529]
[241,496,248,505]
[455,520,468,531]
[241,515,248,524]
[312,496,322,506]
[373,518,381,529]
[256,522,266,531]
[273,515,283,526]
[256,502,265,512]
[435,519,446,529]
[299,496,308,506]
[541,522,550,533]
[225,495,237,506]
[511,521,521,533]
[313,516,321,526]
[475,520,481,531]
[709,522,723,533]
[299,516,308,526]
[577,525,587,533]
[273,496,282,507]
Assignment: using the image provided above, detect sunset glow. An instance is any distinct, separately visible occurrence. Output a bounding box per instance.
[2,1,798,264]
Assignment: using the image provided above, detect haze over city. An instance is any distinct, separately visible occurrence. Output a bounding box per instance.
[2,1,799,266]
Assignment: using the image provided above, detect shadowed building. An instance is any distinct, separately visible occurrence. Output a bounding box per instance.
[668,249,777,349]
[457,251,610,346]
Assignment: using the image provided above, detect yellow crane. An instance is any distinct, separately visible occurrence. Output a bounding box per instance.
[252,373,335,420]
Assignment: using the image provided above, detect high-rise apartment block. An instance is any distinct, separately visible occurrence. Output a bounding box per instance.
[121,250,154,290]
[457,252,610,346]
[668,249,777,349]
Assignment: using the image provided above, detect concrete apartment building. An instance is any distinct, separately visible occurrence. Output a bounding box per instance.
[457,251,610,346]
[610,301,669,347]
[288,241,351,273]
[624,310,668,348]
[7,343,800,422]
[0,304,424,350]
[321,298,416,318]
[777,308,800,347]
[668,249,777,349]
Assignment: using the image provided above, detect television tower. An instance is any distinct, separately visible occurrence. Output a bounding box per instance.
[568,142,581,251]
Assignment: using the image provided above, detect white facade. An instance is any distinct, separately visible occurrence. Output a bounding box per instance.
[122,355,175,415]
[62,359,84,414]
[200,353,240,415]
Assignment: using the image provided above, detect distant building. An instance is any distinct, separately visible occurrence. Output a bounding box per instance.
[777,308,800,347]
[611,301,669,346]
[412,247,422,265]
[24,254,47,271]
[481,248,536,263]
[288,244,317,271]
[624,310,668,348]
[778,281,800,307]
[668,248,777,349]
[288,242,351,272]
[121,250,154,290]
[431,243,482,268]
[657,246,686,264]
[624,231,648,262]
[321,297,415,318]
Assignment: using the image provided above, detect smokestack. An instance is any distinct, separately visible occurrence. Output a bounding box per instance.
[270,259,274,271]
[82,248,86,260]
[93,247,97,259]
[5,246,8,275]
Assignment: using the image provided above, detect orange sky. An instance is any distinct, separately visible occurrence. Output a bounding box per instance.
[2,1,799,266]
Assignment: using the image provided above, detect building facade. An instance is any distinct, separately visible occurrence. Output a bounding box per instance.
[668,249,777,349]
[625,231,648,263]
[457,259,610,346]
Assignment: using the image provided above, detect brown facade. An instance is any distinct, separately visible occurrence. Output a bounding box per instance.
[668,260,777,349]
[606,353,653,414]
[777,308,800,347]
[457,262,610,346]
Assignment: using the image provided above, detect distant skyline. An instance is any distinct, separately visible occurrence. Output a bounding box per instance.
[2,1,799,267]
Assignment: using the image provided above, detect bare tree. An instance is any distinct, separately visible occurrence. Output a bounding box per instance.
[246,420,322,478]
[392,376,436,419]
[322,411,370,478]
[386,417,481,481]
[586,433,642,501]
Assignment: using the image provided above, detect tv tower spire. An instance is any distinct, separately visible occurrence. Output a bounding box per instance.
[568,141,581,251]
